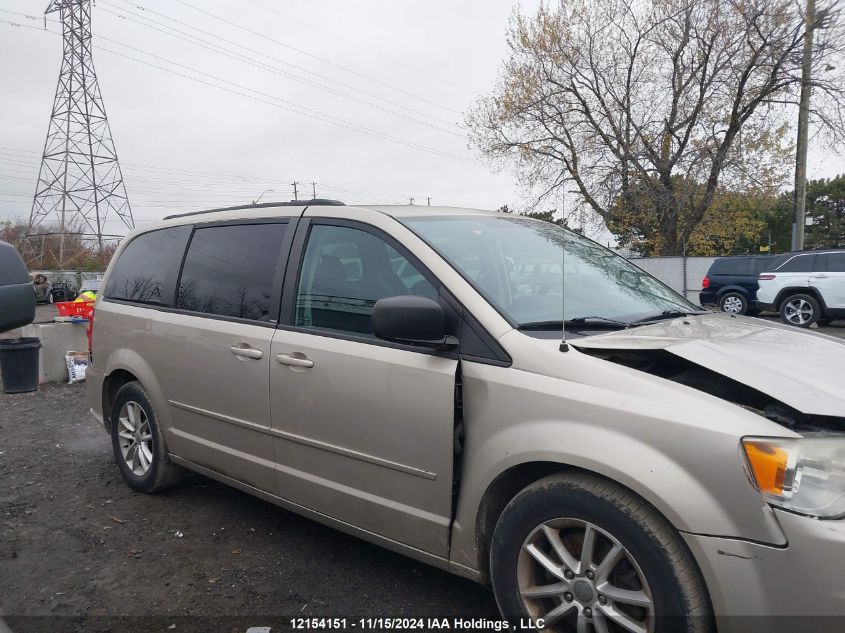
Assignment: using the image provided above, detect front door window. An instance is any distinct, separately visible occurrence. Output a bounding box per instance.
[294,224,437,335]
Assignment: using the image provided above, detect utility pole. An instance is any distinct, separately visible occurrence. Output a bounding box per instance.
[311,181,317,199]
[791,0,815,252]
[292,181,299,201]
[426,197,431,206]
[27,0,133,268]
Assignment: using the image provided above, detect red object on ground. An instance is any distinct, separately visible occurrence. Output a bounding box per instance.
[86,307,94,358]
[56,301,95,319]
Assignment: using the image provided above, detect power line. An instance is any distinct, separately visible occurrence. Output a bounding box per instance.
[2,18,480,166]
[93,41,480,165]
[0,147,403,200]
[2,15,476,165]
[103,0,462,132]
[242,0,476,96]
[172,0,463,116]
[0,147,406,205]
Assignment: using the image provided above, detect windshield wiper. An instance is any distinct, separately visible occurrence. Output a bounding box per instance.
[567,316,630,328]
[518,317,629,330]
[630,309,708,324]
[517,320,567,330]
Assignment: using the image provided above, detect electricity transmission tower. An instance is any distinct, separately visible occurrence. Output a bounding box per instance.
[27,0,133,268]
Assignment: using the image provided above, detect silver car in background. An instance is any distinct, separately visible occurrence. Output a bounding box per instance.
[87,203,845,633]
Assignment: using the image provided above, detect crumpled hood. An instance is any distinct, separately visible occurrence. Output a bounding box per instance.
[570,313,845,417]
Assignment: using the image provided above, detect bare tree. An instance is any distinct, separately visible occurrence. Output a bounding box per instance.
[0,216,101,269]
[468,0,844,254]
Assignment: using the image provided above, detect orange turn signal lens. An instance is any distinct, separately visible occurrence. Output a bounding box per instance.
[742,440,792,496]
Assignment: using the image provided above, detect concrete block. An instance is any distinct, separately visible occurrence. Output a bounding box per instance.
[21,322,88,384]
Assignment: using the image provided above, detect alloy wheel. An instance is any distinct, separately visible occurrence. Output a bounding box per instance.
[721,295,743,314]
[784,298,814,325]
[517,518,654,633]
[117,400,154,476]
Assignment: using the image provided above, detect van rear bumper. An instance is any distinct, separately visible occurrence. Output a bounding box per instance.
[86,365,106,432]
[698,290,718,306]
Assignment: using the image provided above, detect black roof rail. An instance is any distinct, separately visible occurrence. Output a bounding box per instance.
[163,198,345,221]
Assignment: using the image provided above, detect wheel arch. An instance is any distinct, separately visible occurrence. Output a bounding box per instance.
[774,286,827,313]
[101,368,139,431]
[100,348,170,434]
[458,416,786,584]
[714,285,749,299]
[474,461,573,582]
[472,460,699,585]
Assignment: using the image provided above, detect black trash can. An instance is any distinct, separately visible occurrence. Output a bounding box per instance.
[0,337,41,394]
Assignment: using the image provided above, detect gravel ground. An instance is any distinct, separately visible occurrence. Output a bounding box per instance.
[0,382,498,633]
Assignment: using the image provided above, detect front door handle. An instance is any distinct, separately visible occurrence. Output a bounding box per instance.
[276,353,314,368]
[230,345,263,360]
[811,274,828,279]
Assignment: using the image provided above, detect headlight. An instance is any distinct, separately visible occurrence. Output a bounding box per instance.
[742,436,845,519]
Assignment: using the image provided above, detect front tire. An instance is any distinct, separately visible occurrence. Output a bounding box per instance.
[110,381,184,493]
[718,292,747,315]
[490,473,712,633]
[779,293,820,328]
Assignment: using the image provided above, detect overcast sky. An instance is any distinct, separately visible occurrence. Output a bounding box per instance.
[1,0,843,243]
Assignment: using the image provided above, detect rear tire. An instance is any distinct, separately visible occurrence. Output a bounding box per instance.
[490,473,712,633]
[110,381,185,493]
[718,292,747,315]
[779,293,820,328]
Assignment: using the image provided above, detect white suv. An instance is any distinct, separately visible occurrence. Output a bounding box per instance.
[757,250,845,327]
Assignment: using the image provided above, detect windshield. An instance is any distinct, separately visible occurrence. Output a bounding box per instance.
[401,215,698,326]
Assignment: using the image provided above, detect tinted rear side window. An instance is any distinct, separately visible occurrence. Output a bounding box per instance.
[176,223,286,321]
[778,255,815,272]
[711,259,753,275]
[824,252,845,272]
[753,257,779,274]
[104,226,191,306]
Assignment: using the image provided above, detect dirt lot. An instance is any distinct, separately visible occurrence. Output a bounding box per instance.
[0,381,497,633]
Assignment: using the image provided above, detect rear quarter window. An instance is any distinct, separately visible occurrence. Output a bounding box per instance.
[753,257,780,274]
[824,252,845,272]
[777,254,815,273]
[176,222,287,321]
[711,258,753,275]
[104,226,191,306]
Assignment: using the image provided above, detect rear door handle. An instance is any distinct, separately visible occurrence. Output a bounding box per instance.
[276,353,314,368]
[230,345,263,360]
[811,274,828,279]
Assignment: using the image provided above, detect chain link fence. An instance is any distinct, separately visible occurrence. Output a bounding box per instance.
[31,270,104,292]
[626,256,717,303]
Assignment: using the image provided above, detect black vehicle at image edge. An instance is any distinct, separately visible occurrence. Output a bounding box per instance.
[699,254,786,315]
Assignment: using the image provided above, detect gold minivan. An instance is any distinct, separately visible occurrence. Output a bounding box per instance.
[88,202,845,633]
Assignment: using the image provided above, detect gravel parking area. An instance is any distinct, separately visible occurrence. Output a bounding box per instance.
[0,382,497,633]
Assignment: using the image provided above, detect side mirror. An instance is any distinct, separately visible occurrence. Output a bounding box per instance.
[0,241,36,333]
[372,295,458,350]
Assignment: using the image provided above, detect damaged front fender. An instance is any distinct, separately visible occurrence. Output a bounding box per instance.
[571,313,845,425]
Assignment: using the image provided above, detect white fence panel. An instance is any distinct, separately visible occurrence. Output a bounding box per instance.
[627,256,717,302]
